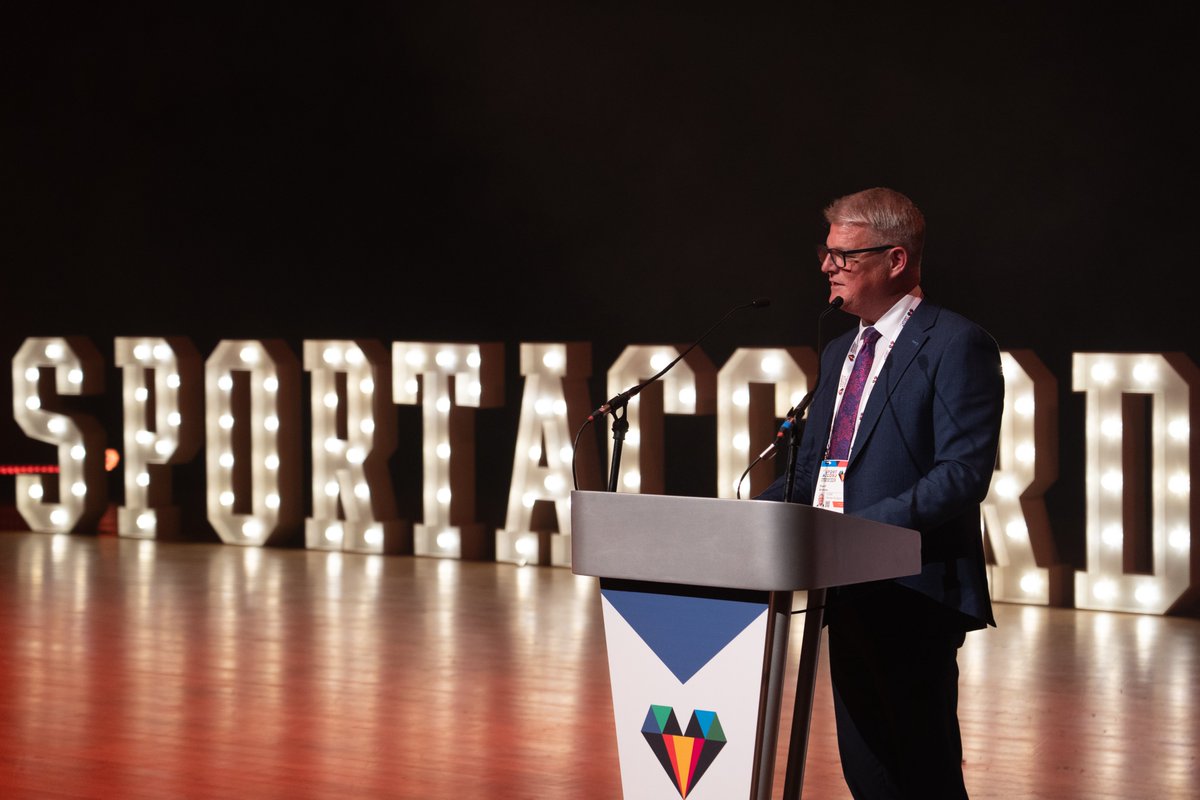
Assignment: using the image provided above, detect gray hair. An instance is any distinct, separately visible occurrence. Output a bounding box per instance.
[823,187,925,266]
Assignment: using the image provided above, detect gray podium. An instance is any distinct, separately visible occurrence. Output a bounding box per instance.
[571,490,920,800]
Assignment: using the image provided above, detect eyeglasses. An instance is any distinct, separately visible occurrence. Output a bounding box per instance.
[816,244,895,269]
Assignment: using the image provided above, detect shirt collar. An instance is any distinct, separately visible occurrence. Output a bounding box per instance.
[858,288,923,344]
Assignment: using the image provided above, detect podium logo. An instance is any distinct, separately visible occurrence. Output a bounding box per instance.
[641,705,726,798]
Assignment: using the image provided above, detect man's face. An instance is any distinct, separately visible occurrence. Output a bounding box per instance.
[821,223,896,322]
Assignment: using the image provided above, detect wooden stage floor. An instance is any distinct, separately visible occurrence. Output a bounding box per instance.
[1,530,1196,799]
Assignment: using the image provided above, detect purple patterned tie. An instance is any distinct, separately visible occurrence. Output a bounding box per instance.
[826,327,882,460]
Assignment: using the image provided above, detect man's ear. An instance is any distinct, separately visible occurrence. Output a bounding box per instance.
[887,246,909,278]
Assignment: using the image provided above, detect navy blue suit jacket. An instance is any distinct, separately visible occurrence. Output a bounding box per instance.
[759,300,1003,630]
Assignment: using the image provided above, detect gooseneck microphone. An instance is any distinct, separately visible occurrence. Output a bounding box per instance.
[571,297,771,493]
[765,296,843,453]
[587,297,770,421]
[735,295,844,499]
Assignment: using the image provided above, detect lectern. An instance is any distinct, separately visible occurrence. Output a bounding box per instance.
[571,490,920,800]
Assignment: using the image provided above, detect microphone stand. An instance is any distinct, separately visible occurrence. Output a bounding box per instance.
[782,295,844,800]
[734,297,843,501]
[782,296,842,503]
[605,406,630,493]
[780,397,807,505]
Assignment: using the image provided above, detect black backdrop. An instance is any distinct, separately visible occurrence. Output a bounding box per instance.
[2,3,1195,573]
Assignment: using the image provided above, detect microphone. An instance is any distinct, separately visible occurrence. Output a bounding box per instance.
[576,297,770,493]
[587,297,770,421]
[756,296,843,458]
[735,296,844,498]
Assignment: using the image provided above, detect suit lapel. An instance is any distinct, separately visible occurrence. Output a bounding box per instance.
[847,300,941,469]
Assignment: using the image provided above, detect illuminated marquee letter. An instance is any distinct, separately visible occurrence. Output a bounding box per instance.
[715,347,815,499]
[205,340,302,546]
[982,350,1065,605]
[11,337,107,533]
[498,343,601,567]
[1073,352,1197,614]
[114,336,202,539]
[304,339,408,554]
[393,342,503,559]
[605,345,715,494]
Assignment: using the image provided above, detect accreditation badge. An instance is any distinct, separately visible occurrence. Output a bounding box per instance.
[815,459,848,513]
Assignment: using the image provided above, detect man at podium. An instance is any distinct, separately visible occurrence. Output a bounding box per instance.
[759,187,1004,799]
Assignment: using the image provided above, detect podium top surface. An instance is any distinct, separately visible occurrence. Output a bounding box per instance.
[570,490,920,592]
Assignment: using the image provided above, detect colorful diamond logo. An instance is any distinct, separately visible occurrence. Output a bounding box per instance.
[641,705,726,798]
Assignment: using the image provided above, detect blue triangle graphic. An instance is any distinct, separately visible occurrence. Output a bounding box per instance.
[602,588,767,684]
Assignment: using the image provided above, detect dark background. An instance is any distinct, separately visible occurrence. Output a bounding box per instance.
[1,3,1194,572]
